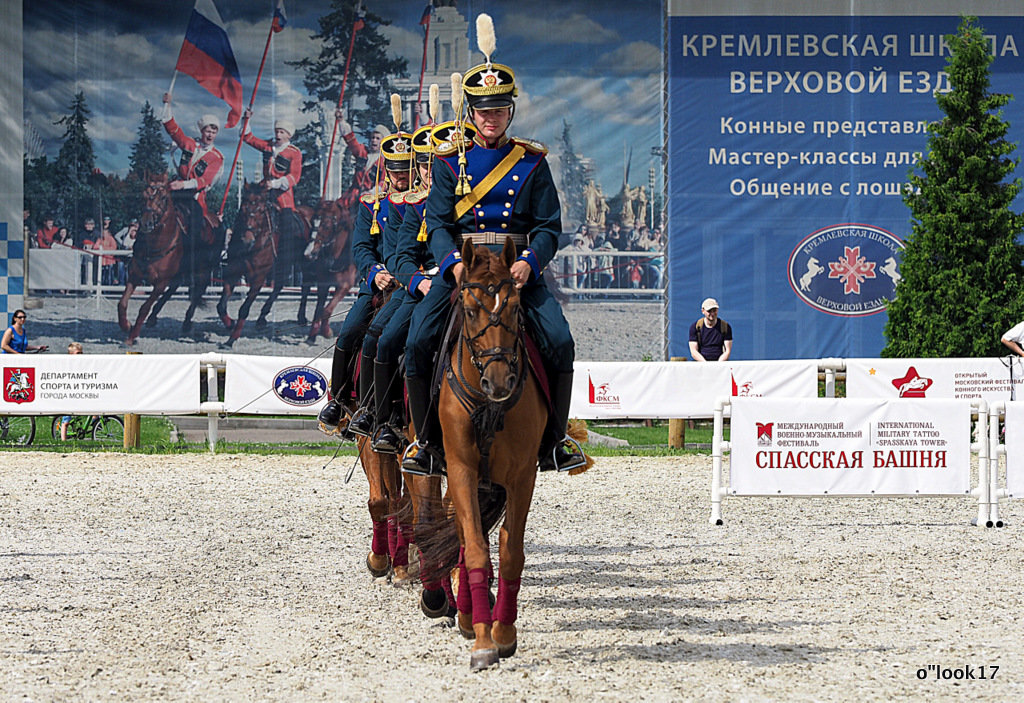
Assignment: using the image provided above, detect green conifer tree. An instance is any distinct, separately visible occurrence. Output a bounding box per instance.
[129,101,169,179]
[53,91,98,227]
[883,16,1024,358]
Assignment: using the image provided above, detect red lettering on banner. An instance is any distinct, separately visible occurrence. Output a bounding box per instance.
[873,450,947,468]
[756,450,863,468]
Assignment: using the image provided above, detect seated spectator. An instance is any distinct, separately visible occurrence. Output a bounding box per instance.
[36,216,59,249]
[54,226,71,247]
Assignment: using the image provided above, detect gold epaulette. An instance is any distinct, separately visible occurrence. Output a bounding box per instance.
[404,190,428,205]
[435,139,473,158]
[511,137,547,155]
[359,185,388,204]
[388,191,409,205]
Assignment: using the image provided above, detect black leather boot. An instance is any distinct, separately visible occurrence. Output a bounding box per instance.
[538,371,586,472]
[401,376,444,476]
[317,345,354,434]
[348,352,376,437]
[371,360,404,453]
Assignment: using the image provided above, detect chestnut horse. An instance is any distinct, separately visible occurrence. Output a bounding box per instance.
[117,173,184,345]
[423,237,551,670]
[299,198,358,344]
[215,182,309,347]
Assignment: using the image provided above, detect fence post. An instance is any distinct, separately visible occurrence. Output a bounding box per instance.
[123,351,141,448]
[668,356,686,448]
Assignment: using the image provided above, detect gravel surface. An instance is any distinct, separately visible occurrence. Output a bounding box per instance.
[27,293,665,362]
[2,452,1021,701]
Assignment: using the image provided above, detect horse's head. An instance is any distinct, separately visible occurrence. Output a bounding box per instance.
[140,173,172,233]
[459,237,522,402]
[237,181,274,247]
[305,199,343,260]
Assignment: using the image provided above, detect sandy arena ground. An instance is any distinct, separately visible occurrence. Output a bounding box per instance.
[1,452,1021,701]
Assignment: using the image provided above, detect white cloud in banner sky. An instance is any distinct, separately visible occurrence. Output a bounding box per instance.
[502,11,620,44]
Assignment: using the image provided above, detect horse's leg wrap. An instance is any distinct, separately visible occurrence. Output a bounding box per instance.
[442,570,456,609]
[493,576,521,625]
[387,516,400,563]
[419,549,442,591]
[393,519,410,568]
[457,554,472,614]
[370,519,388,556]
[468,568,493,626]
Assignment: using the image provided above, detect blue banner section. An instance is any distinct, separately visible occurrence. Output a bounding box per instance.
[668,14,1024,359]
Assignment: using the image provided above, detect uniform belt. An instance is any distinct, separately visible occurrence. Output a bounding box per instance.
[460,231,528,247]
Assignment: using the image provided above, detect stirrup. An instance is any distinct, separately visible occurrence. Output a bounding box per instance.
[317,400,351,437]
[401,440,445,477]
[348,406,375,437]
[541,435,587,472]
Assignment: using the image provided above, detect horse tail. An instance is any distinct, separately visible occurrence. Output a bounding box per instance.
[566,419,594,475]
[417,483,507,582]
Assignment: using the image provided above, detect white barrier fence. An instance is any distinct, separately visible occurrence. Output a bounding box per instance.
[2,353,1022,522]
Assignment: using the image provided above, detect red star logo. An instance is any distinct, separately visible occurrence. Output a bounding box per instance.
[289,375,312,397]
[891,367,932,398]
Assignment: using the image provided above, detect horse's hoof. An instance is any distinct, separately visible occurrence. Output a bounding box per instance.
[126,337,137,347]
[420,588,450,619]
[392,565,413,585]
[457,611,474,640]
[145,316,158,328]
[493,622,518,658]
[217,340,234,350]
[366,551,391,578]
[469,648,499,671]
[305,336,318,346]
[255,317,268,330]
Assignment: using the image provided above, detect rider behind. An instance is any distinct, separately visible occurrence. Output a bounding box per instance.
[401,50,585,474]
[241,111,304,249]
[317,118,413,435]
[161,93,224,243]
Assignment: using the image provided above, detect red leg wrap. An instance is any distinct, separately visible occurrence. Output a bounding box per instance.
[468,567,493,626]
[493,576,521,625]
[394,522,412,567]
[442,571,456,610]
[418,549,441,590]
[370,519,388,555]
[387,517,399,561]
[457,560,472,614]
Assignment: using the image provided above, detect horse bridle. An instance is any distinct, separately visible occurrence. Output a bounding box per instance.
[459,277,523,390]
[242,194,276,254]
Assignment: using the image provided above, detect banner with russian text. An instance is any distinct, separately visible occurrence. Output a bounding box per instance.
[668,1,1024,360]
[1,354,200,414]
[223,355,332,415]
[846,357,1023,402]
[730,397,971,495]
[571,359,818,419]
[1004,401,1024,499]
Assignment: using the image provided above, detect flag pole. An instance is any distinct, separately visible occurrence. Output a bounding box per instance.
[218,21,276,219]
[168,70,179,97]
[321,15,361,200]
[414,9,432,129]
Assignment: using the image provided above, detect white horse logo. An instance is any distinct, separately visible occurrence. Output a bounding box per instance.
[799,257,824,291]
[881,257,901,285]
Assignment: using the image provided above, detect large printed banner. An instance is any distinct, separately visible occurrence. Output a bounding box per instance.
[847,357,1023,402]
[571,360,818,419]
[1005,401,1024,499]
[730,397,971,495]
[1,354,200,414]
[668,1,1024,360]
[223,355,332,415]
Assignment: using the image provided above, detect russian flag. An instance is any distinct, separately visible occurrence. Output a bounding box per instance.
[272,0,287,33]
[352,1,366,31]
[175,0,243,128]
[419,3,433,26]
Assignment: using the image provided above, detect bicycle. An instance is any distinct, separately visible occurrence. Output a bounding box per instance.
[0,415,36,445]
[51,414,125,443]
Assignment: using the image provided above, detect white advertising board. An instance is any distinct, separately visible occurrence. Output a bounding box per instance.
[730,397,971,496]
[846,357,1022,402]
[1004,401,1024,499]
[1,354,200,414]
[223,355,333,415]
[571,360,818,419]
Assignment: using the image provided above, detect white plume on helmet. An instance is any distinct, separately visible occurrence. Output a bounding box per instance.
[197,114,220,131]
[476,14,495,66]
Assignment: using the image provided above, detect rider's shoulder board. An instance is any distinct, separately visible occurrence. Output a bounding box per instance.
[510,137,548,155]
[403,190,428,205]
[359,185,388,204]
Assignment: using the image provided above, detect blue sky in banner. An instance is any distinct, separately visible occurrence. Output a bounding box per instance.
[23,0,661,200]
[668,14,1024,360]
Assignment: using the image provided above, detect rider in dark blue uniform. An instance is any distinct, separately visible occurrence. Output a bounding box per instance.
[317,128,413,435]
[401,58,585,475]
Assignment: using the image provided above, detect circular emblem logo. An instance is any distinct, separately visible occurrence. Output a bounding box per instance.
[273,365,328,406]
[787,223,904,317]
